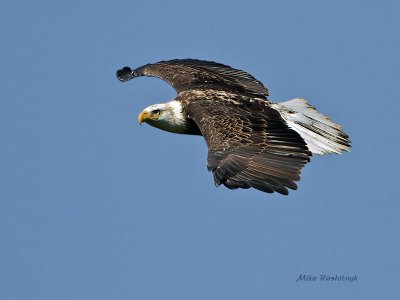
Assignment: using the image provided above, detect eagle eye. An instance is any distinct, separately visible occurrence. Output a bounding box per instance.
[152,109,161,115]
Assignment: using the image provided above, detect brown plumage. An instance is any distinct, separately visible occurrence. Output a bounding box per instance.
[116,59,350,195]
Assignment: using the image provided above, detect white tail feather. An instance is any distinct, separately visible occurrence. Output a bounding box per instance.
[272,98,351,155]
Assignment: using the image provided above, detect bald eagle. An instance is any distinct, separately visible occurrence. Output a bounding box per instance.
[116,59,350,195]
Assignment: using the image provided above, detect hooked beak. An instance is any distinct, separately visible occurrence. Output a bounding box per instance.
[138,111,150,125]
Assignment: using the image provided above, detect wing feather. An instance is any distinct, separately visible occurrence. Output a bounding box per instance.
[116,59,269,97]
[185,99,311,195]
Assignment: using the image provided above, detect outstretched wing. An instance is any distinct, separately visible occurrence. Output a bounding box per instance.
[116,59,269,98]
[185,99,312,195]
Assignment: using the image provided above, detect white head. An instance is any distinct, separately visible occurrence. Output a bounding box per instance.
[137,100,188,134]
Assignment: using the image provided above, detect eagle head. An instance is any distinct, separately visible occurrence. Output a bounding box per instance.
[137,101,188,134]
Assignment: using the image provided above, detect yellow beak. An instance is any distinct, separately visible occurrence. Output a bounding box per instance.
[138,111,150,125]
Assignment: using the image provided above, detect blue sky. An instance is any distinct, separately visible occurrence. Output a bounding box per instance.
[1,0,399,299]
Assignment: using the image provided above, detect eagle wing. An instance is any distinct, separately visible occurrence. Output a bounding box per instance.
[184,98,312,195]
[116,59,269,98]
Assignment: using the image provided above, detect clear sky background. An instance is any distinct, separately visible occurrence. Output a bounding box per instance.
[1,0,399,299]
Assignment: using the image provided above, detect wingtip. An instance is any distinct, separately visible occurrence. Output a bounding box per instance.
[116,66,133,81]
